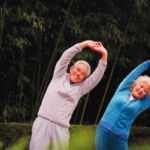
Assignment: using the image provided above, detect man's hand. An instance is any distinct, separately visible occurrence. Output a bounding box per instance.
[79,40,100,50]
[96,42,108,61]
[79,40,108,61]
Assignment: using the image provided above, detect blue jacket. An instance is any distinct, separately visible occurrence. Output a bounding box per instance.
[99,60,150,140]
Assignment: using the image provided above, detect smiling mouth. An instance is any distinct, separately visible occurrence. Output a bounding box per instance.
[74,74,79,79]
[137,90,141,95]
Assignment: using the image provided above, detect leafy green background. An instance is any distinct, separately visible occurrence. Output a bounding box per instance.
[0,123,150,150]
[0,0,150,127]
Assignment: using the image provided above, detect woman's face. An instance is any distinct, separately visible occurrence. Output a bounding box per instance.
[131,81,150,99]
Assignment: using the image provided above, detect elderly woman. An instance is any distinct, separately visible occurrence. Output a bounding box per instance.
[95,60,150,150]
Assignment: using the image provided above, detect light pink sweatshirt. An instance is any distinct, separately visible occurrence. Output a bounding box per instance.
[38,43,107,128]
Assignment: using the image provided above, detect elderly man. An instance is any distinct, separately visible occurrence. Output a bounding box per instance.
[30,40,108,150]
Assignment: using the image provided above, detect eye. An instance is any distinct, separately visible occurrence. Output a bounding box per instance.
[144,89,147,93]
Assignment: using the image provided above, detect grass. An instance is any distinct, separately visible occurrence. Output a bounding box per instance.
[0,141,3,149]
[69,129,95,150]
[4,136,30,150]
[1,131,150,150]
[129,138,150,150]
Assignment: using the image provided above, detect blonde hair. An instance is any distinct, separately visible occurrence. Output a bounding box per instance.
[130,75,150,97]
[74,60,91,77]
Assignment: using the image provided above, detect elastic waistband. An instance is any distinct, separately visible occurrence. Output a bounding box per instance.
[99,120,129,140]
[38,116,52,122]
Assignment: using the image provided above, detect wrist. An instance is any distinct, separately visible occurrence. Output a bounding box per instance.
[101,53,108,61]
[79,41,88,49]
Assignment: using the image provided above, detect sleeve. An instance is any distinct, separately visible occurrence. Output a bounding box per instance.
[80,59,107,96]
[117,60,150,92]
[53,44,82,79]
[142,96,150,110]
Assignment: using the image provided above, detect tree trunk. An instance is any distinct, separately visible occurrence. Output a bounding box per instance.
[31,0,74,121]
[37,30,42,95]
[80,92,90,125]
[0,0,7,48]
[95,11,134,124]
[73,98,82,124]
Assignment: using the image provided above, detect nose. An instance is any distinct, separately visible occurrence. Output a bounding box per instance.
[140,88,144,93]
[77,71,81,76]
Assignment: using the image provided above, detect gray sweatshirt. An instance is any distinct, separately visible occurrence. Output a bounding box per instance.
[38,43,107,128]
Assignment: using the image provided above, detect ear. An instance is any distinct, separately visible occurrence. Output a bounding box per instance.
[70,66,74,72]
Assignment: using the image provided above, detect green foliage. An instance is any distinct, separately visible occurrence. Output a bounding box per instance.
[0,122,32,149]
[5,136,30,150]
[69,125,96,150]
[1,123,150,150]
[0,141,3,149]
[129,126,150,143]
[129,138,150,150]
[1,0,150,124]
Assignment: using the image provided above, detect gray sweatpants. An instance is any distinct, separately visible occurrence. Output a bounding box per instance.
[29,117,70,150]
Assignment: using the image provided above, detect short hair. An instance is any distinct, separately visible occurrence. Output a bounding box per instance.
[130,75,150,97]
[73,60,91,77]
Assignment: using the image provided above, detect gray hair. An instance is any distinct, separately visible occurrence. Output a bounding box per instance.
[130,75,150,97]
[74,60,91,77]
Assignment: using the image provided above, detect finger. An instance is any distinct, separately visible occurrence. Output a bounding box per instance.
[94,47,101,52]
[99,42,102,46]
[92,41,100,45]
[95,43,101,47]
[96,42,101,45]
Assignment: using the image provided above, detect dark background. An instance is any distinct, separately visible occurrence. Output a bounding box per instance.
[0,0,150,126]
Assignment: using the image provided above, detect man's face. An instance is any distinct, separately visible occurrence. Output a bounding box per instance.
[131,81,150,99]
[69,63,88,83]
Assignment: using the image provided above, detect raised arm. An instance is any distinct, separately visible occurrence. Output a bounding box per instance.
[79,40,108,61]
[53,40,107,79]
[117,60,150,91]
[53,43,82,79]
[80,41,108,95]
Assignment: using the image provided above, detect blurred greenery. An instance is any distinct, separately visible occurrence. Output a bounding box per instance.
[5,136,30,150]
[0,123,150,149]
[0,141,3,149]
[129,138,150,150]
[1,0,150,149]
[1,0,150,125]
[1,131,150,150]
[69,125,96,150]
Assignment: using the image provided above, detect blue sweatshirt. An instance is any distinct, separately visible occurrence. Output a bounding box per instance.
[99,60,150,140]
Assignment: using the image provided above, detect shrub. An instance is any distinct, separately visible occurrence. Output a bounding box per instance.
[0,123,150,150]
